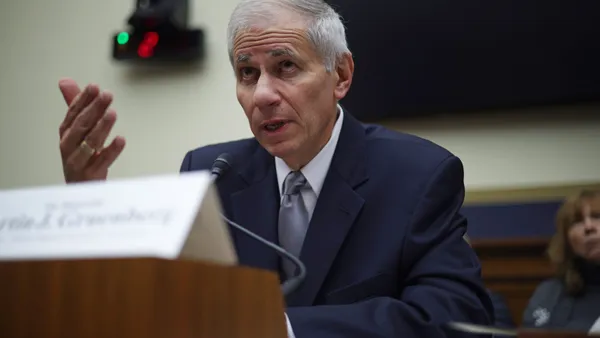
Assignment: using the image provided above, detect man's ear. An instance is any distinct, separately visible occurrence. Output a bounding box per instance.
[334,53,354,100]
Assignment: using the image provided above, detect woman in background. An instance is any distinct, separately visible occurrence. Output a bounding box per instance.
[522,189,600,333]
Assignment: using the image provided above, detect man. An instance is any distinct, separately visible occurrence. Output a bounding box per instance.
[57,0,494,336]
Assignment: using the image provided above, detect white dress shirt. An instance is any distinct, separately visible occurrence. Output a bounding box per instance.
[275,105,344,338]
[275,106,344,220]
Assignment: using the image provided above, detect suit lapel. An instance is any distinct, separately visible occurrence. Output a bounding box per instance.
[286,111,369,306]
[230,146,281,273]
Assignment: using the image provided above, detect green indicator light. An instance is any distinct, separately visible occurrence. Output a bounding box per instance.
[117,32,129,45]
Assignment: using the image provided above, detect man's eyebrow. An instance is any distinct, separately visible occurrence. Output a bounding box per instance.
[269,48,295,58]
[235,48,295,64]
[236,53,252,64]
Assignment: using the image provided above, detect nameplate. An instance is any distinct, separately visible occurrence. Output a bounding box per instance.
[590,316,600,334]
[0,171,238,265]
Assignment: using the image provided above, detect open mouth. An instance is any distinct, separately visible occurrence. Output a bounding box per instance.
[263,121,287,132]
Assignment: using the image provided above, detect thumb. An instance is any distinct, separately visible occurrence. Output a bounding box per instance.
[58,78,82,106]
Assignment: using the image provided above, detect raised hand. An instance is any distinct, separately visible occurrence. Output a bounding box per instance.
[58,78,126,183]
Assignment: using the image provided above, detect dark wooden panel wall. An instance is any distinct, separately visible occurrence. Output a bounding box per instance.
[472,238,555,327]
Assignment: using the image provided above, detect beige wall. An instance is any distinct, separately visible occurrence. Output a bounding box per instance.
[387,107,600,190]
[0,0,599,191]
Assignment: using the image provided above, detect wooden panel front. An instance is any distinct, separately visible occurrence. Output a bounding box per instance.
[472,238,555,327]
[0,258,287,338]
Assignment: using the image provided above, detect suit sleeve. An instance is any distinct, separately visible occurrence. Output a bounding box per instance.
[179,151,192,172]
[286,155,495,338]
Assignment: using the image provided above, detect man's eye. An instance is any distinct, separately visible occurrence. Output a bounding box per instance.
[280,61,296,71]
[240,67,256,78]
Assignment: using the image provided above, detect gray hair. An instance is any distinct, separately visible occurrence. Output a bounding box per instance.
[226,0,350,72]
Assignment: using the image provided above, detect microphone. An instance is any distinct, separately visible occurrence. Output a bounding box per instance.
[209,153,307,297]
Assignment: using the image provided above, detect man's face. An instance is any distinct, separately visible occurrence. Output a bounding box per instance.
[568,198,600,263]
[232,13,352,169]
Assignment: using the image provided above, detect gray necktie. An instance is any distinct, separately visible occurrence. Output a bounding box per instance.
[278,171,309,277]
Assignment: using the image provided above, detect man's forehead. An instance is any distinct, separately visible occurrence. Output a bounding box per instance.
[232,27,312,63]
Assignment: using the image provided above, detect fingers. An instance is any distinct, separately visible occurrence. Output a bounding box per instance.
[58,78,81,105]
[63,136,125,182]
[64,139,98,174]
[60,91,113,157]
[84,109,117,152]
[59,84,99,137]
[63,107,118,173]
[86,137,126,177]
[58,78,124,183]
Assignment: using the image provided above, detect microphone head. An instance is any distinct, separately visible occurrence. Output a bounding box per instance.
[211,153,233,178]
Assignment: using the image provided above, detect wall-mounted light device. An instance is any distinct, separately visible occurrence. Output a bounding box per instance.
[112,0,204,62]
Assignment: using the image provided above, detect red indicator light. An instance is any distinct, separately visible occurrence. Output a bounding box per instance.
[137,31,160,58]
[137,44,153,58]
[144,32,159,47]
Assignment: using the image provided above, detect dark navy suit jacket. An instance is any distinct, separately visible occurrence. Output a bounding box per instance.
[179,111,494,337]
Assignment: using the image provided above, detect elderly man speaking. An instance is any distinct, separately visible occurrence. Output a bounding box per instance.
[56,0,494,336]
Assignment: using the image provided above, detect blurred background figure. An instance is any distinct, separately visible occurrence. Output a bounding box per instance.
[522,189,600,333]
[463,235,516,328]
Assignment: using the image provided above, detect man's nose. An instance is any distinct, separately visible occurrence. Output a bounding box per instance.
[253,74,281,108]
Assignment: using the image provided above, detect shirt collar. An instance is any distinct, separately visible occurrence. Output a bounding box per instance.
[275,105,344,196]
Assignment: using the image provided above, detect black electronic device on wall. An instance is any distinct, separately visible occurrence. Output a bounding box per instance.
[112,0,204,62]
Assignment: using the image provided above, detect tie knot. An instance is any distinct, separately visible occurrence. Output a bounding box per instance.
[282,171,307,196]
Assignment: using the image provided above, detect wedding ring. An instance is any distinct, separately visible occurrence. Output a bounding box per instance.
[79,140,96,156]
